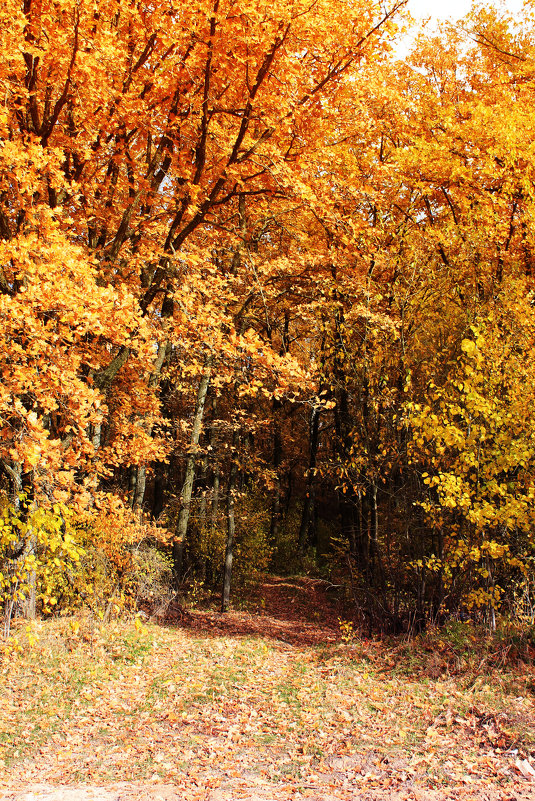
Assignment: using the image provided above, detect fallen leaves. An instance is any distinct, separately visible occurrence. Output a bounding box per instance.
[0,582,534,801]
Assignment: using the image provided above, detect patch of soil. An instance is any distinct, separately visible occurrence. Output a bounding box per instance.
[2,782,535,801]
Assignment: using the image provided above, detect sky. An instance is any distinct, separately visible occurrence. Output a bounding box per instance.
[393,0,527,60]
[408,0,525,19]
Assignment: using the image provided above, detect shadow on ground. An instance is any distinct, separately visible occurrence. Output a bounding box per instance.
[158,576,344,647]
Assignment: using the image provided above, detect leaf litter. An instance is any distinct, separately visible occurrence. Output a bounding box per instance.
[1,578,534,801]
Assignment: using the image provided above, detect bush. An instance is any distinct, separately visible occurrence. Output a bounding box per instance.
[0,491,173,636]
[0,497,83,637]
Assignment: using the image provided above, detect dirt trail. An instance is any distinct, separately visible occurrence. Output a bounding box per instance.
[1,577,534,801]
[3,784,535,801]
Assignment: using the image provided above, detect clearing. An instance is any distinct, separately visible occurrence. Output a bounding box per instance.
[1,577,534,801]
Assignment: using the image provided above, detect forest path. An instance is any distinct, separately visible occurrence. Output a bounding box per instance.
[1,577,534,801]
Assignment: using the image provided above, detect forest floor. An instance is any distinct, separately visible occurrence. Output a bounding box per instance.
[1,577,534,801]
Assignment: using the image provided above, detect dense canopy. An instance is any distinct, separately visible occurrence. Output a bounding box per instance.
[1,0,535,629]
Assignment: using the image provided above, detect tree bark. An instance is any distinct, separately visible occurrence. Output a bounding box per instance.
[132,465,147,512]
[221,431,239,612]
[173,356,212,580]
[129,338,171,512]
[298,405,320,555]
[269,396,283,543]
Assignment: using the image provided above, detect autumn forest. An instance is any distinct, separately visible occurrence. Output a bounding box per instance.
[2,0,535,635]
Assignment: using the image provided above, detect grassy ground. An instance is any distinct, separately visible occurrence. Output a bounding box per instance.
[1,578,534,800]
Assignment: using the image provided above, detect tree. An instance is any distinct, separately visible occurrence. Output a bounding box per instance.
[1,0,406,615]
[408,284,535,626]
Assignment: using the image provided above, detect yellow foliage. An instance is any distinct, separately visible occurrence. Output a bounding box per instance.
[407,282,535,611]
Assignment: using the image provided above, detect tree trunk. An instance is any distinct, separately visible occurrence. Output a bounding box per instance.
[173,356,212,580]
[221,431,239,612]
[92,423,102,450]
[209,397,221,532]
[199,396,218,520]
[298,405,320,555]
[133,465,147,512]
[129,339,171,513]
[21,532,37,620]
[269,317,288,543]
[1,465,36,635]
[269,399,283,543]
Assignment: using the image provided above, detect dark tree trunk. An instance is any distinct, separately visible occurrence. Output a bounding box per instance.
[298,405,320,555]
[221,431,239,612]
[173,356,212,581]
